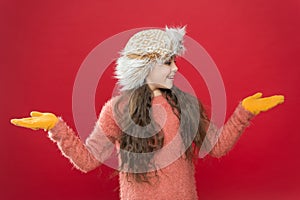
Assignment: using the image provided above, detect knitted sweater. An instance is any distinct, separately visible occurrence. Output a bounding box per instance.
[48,95,254,200]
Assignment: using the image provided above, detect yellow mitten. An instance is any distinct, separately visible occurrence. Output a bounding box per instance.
[10,111,58,131]
[242,92,285,115]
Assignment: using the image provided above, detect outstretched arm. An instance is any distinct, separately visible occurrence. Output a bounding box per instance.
[206,103,254,158]
[205,92,284,158]
[10,99,120,173]
[48,118,102,173]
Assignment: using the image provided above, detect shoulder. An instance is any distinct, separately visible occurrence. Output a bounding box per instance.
[98,94,130,122]
[99,95,121,117]
[97,96,123,133]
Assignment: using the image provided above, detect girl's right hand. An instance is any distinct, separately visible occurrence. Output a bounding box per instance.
[10,111,58,131]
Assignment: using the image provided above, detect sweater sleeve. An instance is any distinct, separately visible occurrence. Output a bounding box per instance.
[205,103,255,158]
[48,98,121,173]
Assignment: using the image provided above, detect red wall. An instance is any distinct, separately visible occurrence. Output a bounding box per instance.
[1,0,299,199]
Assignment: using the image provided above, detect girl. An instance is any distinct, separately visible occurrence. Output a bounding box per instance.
[11,26,284,199]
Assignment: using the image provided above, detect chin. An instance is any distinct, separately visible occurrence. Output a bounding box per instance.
[163,83,173,89]
[151,82,173,90]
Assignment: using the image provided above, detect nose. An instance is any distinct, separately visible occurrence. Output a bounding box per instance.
[171,62,178,72]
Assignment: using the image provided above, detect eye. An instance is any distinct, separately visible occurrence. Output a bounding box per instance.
[164,60,172,65]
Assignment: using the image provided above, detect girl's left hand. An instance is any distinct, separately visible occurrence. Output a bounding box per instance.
[242,92,285,115]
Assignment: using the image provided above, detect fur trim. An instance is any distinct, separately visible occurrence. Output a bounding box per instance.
[115,56,154,91]
[115,26,186,91]
[165,25,186,55]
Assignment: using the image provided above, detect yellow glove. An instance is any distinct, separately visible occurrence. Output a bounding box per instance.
[242,92,285,115]
[10,111,58,131]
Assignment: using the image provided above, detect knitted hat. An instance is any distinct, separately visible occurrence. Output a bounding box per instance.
[115,26,186,91]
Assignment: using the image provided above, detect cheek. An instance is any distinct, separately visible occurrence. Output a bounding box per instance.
[159,67,172,77]
[150,68,170,80]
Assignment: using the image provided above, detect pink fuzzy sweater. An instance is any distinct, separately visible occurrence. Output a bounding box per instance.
[48,95,254,200]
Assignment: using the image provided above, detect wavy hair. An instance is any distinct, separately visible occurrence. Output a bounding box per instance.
[113,84,210,183]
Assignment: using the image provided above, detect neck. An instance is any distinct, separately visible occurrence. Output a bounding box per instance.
[147,84,162,96]
[153,89,162,96]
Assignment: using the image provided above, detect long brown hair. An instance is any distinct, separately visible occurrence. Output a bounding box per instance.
[113,84,210,183]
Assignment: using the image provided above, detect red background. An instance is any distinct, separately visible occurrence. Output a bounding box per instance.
[1,0,299,199]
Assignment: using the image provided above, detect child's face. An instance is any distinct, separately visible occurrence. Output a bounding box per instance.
[146,56,178,92]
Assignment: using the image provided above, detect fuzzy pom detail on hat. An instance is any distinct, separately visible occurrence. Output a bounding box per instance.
[115,26,186,91]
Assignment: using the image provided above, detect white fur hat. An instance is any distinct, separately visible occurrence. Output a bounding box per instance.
[115,26,186,91]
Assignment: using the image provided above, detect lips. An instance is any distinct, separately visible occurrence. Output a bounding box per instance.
[167,74,175,79]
